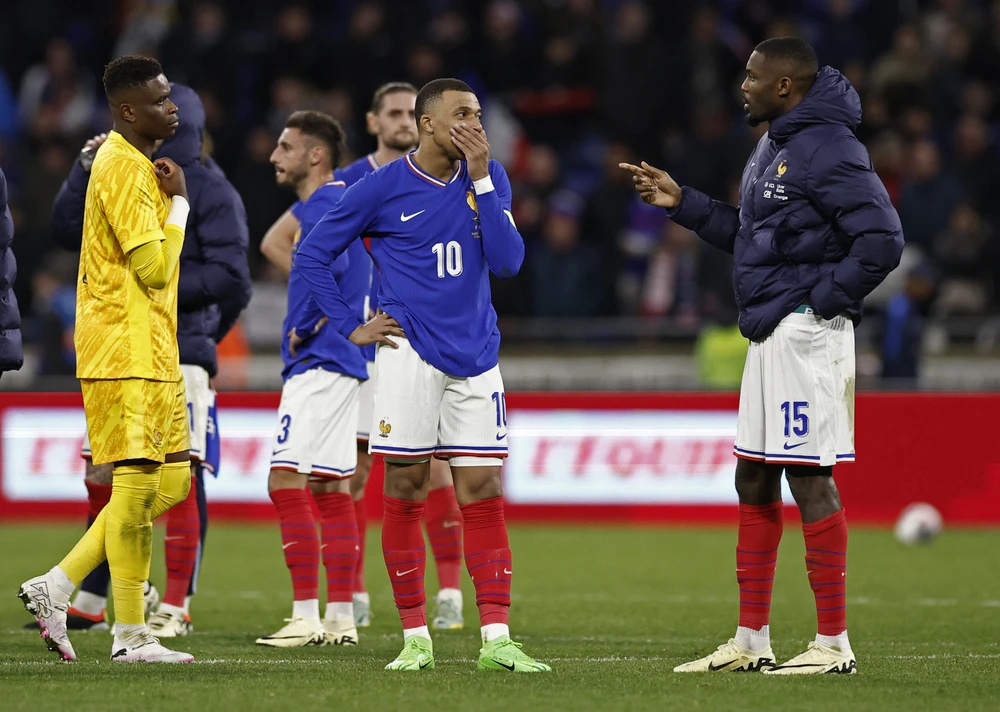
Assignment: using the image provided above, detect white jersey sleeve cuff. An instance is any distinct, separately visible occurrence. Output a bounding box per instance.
[473,176,495,195]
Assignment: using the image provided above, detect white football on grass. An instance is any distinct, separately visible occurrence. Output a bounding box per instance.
[894,503,943,545]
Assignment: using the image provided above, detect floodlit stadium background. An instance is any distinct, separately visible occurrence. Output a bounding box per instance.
[1,0,999,523]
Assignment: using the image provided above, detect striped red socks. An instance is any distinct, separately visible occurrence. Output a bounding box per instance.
[737,501,783,631]
[425,486,463,591]
[804,508,848,636]
[163,474,199,608]
[313,492,359,606]
[353,497,367,594]
[269,488,320,605]
[382,495,427,630]
[461,496,511,627]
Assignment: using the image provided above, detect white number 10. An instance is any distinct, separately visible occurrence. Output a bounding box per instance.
[432,241,463,278]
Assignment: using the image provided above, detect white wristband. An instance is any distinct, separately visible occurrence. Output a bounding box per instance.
[165,195,190,230]
[473,176,495,195]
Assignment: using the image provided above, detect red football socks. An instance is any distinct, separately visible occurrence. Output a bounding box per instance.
[353,497,367,594]
[269,488,320,602]
[803,508,848,635]
[425,486,463,590]
[85,480,112,522]
[382,495,427,629]
[313,492,359,604]
[163,474,200,607]
[737,501,783,630]
[461,496,510,626]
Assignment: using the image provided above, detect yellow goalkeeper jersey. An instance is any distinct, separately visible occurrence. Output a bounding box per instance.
[75,130,180,381]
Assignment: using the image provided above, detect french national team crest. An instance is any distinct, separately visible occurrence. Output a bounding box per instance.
[379,419,391,438]
[777,160,788,177]
[466,189,482,239]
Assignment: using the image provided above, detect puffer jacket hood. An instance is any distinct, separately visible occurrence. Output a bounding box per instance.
[156,83,205,168]
[667,66,903,341]
[768,66,862,144]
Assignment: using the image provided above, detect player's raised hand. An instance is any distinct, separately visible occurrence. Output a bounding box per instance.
[349,311,406,349]
[79,133,109,172]
[451,124,490,180]
[154,157,188,200]
[619,161,683,209]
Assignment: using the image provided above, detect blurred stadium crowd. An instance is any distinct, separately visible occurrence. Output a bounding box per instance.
[1,0,999,380]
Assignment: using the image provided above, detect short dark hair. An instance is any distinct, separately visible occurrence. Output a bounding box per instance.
[103,55,164,99]
[285,110,346,169]
[754,37,819,78]
[371,82,418,114]
[414,78,475,120]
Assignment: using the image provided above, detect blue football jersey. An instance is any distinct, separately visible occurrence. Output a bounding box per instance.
[282,181,369,382]
[334,153,385,362]
[296,153,524,377]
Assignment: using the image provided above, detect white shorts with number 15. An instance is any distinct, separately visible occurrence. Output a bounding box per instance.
[733,310,856,467]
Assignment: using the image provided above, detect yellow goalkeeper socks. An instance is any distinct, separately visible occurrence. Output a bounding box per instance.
[106,464,161,626]
[151,460,193,519]
[57,508,109,586]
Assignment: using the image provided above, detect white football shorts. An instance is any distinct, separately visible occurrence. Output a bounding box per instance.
[270,367,361,479]
[368,339,508,463]
[733,308,856,467]
[356,360,375,441]
[80,364,214,463]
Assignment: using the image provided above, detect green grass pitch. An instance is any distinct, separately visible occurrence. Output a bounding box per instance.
[1,522,997,711]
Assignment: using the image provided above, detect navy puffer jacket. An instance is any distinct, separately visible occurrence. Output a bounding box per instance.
[0,167,22,373]
[667,67,904,341]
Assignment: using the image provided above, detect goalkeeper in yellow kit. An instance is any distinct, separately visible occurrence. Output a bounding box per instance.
[19,56,195,663]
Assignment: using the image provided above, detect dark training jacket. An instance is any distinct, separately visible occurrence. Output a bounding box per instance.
[0,167,22,372]
[667,66,904,341]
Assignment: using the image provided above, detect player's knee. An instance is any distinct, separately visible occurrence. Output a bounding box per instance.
[85,460,114,485]
[268,468,307,492]
[383,460,431,499]
[452,463,503,505]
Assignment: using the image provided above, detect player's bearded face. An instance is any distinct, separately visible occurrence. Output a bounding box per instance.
[375,94,418,152]
[270,129,310,187]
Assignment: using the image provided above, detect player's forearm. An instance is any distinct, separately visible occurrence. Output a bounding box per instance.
[260,210,296,276]
[666,186,739,254]
[474,177,525,277]
[293,244,362,338]
[129,197,189,289]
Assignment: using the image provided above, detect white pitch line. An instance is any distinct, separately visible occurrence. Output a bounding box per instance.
[4,653,1000,667]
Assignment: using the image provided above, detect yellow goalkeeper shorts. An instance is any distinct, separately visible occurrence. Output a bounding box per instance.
[81,378,189,465]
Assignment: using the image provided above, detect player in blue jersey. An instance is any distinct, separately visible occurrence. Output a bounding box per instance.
[261,82,468,631]
[254,111,370,649]
[295,78,549,673]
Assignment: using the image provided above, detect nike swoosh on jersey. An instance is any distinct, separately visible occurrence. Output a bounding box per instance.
[400,210,426,222]
[783,442,808,450]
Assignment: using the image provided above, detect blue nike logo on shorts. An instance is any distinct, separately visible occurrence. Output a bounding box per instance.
[783,442,807,450]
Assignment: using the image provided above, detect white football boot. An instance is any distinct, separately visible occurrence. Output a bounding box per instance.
[764,641,857,675]
[431,589,464,630]
[255,617,326,647]
[323,618,359,646]
[111,629,194,663]
[674,639,776,673]
[148,607,193,637]
[18,572,77,661]
[353,593,371,628]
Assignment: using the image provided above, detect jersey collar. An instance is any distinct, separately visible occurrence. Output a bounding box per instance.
[405,152,464,187]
